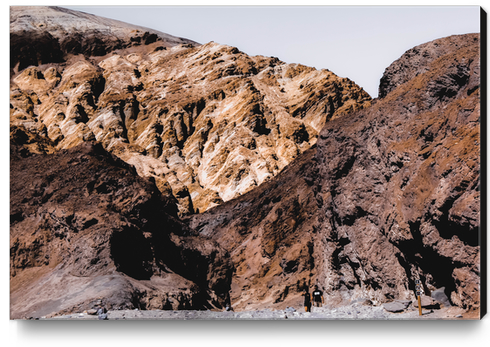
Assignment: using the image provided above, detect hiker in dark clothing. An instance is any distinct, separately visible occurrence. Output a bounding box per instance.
[312,285,324,307]
[302,289,311,312]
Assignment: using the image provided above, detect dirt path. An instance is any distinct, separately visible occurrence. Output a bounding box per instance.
[39,302,474,321]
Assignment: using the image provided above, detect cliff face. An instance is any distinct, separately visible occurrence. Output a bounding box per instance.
[10,6,481,318]
[10,137,233,319]
[188,33,481,312]
[10,6,371,216]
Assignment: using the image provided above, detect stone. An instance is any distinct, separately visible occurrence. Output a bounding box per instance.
[431,287,452,308]
[9,142,233,318]
[383,300,411,313]
[9,6,480,319]
[413,296,441,310]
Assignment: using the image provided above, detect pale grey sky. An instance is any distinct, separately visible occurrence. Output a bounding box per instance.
[64,5,480,98]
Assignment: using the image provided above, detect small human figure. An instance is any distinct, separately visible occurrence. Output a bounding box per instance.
[302,289,311,312]
[312,285,324,307]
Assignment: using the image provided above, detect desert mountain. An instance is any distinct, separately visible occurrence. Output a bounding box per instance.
[10,6,372,216]
[188,33,481,313]
[10,6,197,73]
[10,6,480,319]
[10,138,233,319]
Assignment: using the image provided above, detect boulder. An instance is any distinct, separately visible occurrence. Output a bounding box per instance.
[431,287,452,308]
[383,300,411,313]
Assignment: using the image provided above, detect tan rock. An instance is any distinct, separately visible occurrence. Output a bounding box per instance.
[11,35,371,215]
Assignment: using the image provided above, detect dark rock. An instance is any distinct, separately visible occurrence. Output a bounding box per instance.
[9,6,480,318]
[9,141,233,318]
[10,31,64,71]
[378,34,479,99]
[189,33,480,313]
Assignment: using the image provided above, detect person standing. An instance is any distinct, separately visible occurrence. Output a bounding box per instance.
[312,285,324,307]
[302,289,311,312]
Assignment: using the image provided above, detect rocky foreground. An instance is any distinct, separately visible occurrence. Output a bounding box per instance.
[41,303,474,321]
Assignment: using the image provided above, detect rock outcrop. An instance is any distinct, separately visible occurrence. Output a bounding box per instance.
[188,34,481,313]
[10,6,372,215]
[10,6,480,319]
[10,134,233,319]
[10,6,197,73]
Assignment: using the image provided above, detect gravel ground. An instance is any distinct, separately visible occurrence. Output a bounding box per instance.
[40,302,470,321]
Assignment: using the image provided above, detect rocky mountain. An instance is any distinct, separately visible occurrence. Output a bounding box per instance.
[188,33,481,314]
[10,6,481,319]
[10,6,372,216]
[10,137,233,319]
[10,6,197,73]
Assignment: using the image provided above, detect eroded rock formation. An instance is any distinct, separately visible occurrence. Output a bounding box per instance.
[188,33,481,313]
[10,6,197,73]
[10,6,480,319]
[10,6,372,215]
[10,134,233,319]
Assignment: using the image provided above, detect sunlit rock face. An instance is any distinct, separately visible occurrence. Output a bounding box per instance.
[10,6,372,215]
[188,34,481,313]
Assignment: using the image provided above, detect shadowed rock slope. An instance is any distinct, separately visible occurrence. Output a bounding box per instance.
[10,136,233,319]
[10,6,197,73]
[188,33,481,313]
[10,6,372,216]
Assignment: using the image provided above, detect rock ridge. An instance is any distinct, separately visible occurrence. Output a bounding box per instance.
[188,33,480,313]
[10,6,372,215]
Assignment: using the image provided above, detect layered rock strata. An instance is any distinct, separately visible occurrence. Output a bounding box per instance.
[188,34,481,313]
[10,6,372,215]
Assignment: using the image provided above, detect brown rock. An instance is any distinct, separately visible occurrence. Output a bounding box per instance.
[10,7,480,318]
[9,141,233,318]
[10,6,371,215]
[188,34,480,313]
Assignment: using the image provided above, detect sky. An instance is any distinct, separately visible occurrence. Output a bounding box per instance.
[62,4,481,98]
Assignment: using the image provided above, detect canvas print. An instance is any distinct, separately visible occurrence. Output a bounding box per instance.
[9,5,483,320]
